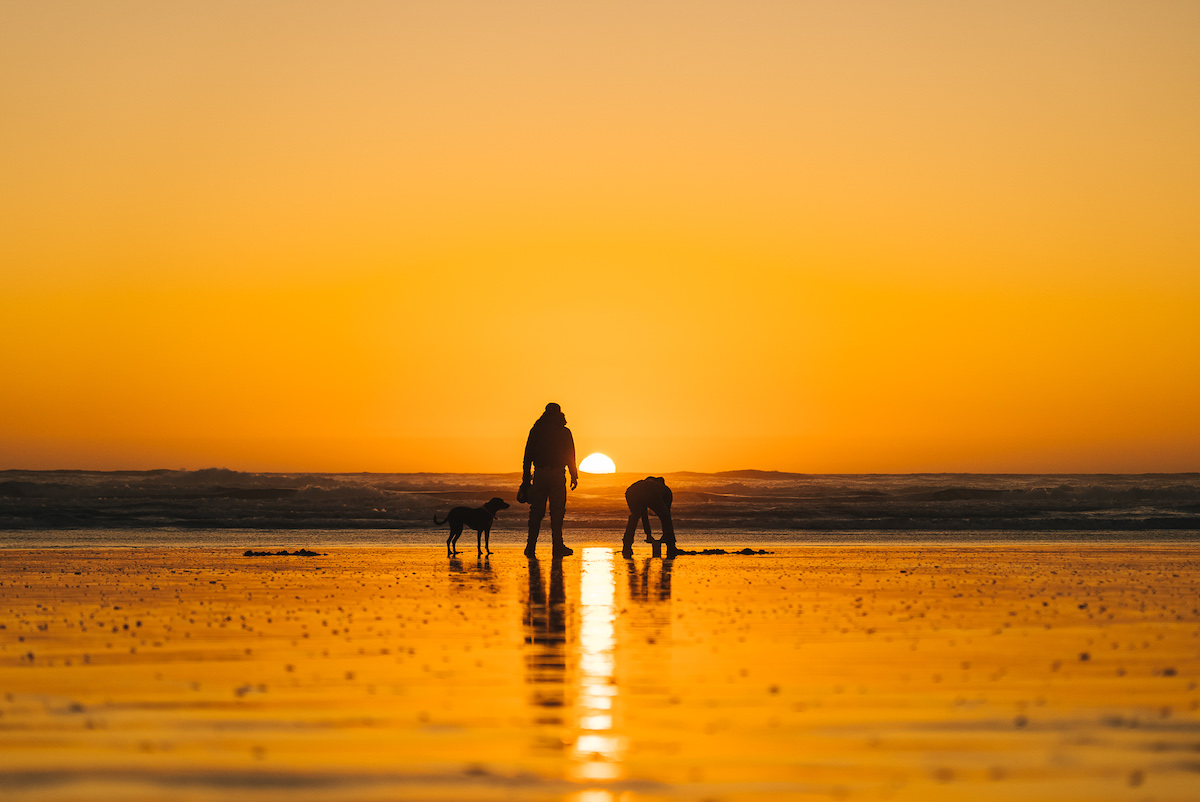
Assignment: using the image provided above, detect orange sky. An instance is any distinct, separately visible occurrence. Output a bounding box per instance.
[2,2,1198,473]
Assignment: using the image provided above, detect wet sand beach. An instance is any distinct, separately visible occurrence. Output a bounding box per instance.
[2,544,1198,801]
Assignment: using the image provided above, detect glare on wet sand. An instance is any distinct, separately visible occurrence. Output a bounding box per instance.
[1,545,1198,801]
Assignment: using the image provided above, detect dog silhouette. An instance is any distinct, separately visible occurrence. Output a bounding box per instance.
[436,497,510,557]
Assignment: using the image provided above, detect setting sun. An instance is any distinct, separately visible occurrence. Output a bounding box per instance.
[579,453,616,474]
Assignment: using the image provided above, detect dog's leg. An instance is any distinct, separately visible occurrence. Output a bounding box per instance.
[446,528,453,558]
[484,526,491,556]
[476,527,483,556]
[451,524,464,556]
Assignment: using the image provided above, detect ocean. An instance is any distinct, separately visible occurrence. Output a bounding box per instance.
[2,469,1198,548]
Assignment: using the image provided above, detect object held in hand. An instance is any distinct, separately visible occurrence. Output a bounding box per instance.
[516,479,531,504]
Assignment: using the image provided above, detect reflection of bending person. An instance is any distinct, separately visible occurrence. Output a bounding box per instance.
[626,555,674,601]
[522,402,578,558]
[623,476,677,558]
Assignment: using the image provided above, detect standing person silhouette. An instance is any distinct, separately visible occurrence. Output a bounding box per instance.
[520,403,578,558]
[623,476,678,558]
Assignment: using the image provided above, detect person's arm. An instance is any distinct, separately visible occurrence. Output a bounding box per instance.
[653,485,675,541]
[567,429,578,489]
[658,506,674,540]
[522,429,534,483]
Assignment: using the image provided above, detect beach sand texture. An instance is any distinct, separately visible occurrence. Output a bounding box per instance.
[2,545,1198,801]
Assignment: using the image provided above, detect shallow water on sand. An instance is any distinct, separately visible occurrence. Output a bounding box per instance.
[5,528,1199,549]
[2,545,1198,801]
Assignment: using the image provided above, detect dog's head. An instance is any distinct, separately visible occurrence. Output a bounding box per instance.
[484,497,510,514]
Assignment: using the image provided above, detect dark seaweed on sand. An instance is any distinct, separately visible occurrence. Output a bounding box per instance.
[243,549,324,557]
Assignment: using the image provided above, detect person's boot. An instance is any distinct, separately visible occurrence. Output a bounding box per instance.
[524,543,537,558]
[525,524,539,558]
[620,543,633,559]
[550,520,571,557]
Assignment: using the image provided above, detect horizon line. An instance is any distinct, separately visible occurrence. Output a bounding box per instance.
[3,467,1198,478]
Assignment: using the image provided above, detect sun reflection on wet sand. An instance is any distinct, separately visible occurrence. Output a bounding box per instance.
[572,547,623,781]
[570,790,620,802]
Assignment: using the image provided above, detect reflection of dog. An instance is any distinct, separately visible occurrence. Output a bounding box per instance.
[436,497,510,557]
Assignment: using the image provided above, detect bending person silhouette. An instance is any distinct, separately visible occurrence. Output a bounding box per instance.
[623,476,677,558]
[521,402,578,558]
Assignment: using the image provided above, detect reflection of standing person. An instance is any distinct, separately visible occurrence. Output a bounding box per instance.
[521,403,578,557]
[623,476,677,558]
[523,558,567,747]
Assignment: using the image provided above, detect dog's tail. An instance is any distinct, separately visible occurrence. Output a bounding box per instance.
[433,514,448,526]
